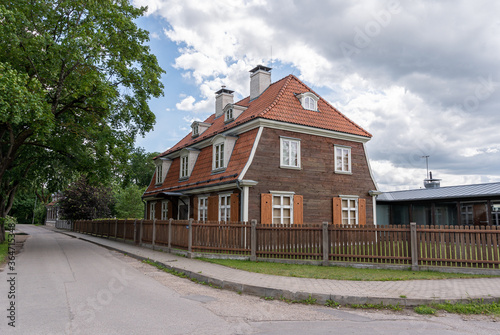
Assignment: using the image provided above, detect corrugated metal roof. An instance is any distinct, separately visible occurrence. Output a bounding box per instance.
[378,182,500,202]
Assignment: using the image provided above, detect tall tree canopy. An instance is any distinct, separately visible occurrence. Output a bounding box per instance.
[0,0,164,226]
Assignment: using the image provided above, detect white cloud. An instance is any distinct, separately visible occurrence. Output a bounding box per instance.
[135,0,500,190]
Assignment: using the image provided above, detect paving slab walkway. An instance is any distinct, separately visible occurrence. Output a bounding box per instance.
[46,227,500,307]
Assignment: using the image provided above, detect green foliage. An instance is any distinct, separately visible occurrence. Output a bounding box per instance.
[325,299,340,308]
[350,302,403,311]
[59,176,113,220]
[431,300,500,315]
[122,147,159,188]
[9,191,46,224]
[113,184,146,219]
[0,216,16,244]
[414,305,436,315]
[0,0,164,216]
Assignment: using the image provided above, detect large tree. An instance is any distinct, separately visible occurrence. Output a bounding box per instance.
[0,1,164,239]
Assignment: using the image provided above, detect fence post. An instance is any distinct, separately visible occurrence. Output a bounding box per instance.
[250,219,257,261]
[410,222,419,271]
[114,219,118,240]
[123,219,127,242]
[139,219,144,246]
[168,218,172,252]
[187,218,193,259]
[152,218,156,250]
[322,222,329,266]
[133,219,137,244]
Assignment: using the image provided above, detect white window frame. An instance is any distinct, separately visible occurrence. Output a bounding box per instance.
[214,143,225,170]
[161,200,168,220]
[192,124,199,136]
[225,108,233,122]
[219,193,231,222]
[304,96,316,111]
[271,191,294,225]
[149,202,156,220]
[341,197,358,225]
[280,137,301,169]
[198,197,208,222]
[180,154,189,179]
[335,145,351,174]
[155,164,163,184]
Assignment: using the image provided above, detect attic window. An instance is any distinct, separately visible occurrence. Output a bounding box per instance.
[192,124,199,137]
[297,92,319,111]
[225,108,233,122]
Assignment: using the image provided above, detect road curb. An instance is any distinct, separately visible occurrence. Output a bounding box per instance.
[52,229,500,308]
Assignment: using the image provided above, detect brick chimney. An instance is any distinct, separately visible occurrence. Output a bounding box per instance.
[215,86,234,118]
[249,65,271,101]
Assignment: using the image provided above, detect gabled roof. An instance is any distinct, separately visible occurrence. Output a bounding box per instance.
[157,74,371,158]
[143,128,258,196]
[378,182,500,202]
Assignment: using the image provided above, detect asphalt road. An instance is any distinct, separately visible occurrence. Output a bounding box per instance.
[1,225,500,334]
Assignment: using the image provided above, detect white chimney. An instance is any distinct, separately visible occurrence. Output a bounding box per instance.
[249,65,271,101]
[215,86,234,118]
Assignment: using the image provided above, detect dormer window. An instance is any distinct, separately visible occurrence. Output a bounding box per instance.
[212,134,238,172]
[180,155,189,178]
[225,108,233,122]
[155,164,163,184]
[191,121,211,138]
[296,92,319,111]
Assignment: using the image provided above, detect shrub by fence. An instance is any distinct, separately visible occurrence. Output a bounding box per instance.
[72,219,500,272]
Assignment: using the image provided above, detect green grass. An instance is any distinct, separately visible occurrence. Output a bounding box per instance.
[0,233,11,264]
[198,258,498,281]
[415,300,500,316]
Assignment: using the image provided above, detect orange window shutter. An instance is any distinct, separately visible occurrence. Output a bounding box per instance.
[261,193,272,224]
[207,195,219,221]
[358,198,366,226]
[193,196,198,221]
[293,195,303,225]
[230,193,240,222]
[333,197,342,225]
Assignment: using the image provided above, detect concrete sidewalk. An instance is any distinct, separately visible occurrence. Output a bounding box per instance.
[46,227,500,307]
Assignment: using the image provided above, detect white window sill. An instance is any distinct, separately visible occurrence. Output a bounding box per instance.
[211,167,226,174]
[179,176,189,181]
[280,165,302,170]
[335,171,352,175]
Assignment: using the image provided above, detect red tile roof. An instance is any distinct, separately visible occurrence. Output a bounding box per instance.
[144,128,258,196]
[157,74,370,158]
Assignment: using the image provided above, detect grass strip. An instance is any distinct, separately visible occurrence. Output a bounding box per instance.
[198,258,498,281]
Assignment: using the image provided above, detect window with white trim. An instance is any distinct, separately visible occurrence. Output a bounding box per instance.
[335,146,351,173]
[161,200,168,220]
[225,108,233,122]
[341,198,358,225]
[272,194,293,224]
[214,143,224,170]
[180,155,189,178]
[219,194,231,222]
[192,124,199,137]
[280,137,300,168]
[198,197,208,222]
[149,202,156,220]
[303,96,316,110]
[155,164,163,184]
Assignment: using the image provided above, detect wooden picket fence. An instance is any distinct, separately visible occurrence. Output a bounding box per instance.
[72,219,500,271]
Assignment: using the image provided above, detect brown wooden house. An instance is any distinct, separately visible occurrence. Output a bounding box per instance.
[142,65,378,225]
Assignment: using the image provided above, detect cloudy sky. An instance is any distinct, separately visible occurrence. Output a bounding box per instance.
[131,0,500,191]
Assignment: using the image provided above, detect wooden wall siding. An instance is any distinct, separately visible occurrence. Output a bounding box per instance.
[73,220,500,269]
[192,221,251,254]
[245,128,376,224]
[256,223,323,260]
